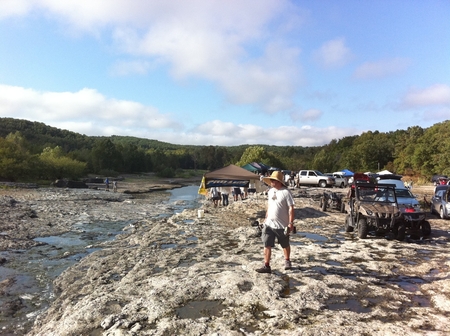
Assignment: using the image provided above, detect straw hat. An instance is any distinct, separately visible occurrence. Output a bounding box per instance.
[263,171,286,187]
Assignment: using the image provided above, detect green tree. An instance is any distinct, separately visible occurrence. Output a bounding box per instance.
[0,133,37,181]
[39,146,86,180]
[410,121,450,177]
[91,139,123,174]
[393,126,424,175]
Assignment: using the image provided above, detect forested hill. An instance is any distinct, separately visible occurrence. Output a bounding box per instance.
[1,117,449,182]
[0,118,176,152]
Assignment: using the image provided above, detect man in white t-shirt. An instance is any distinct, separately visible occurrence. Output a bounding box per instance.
[256,171,295,273]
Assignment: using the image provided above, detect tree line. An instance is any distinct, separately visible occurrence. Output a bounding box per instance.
[0,117,449,182]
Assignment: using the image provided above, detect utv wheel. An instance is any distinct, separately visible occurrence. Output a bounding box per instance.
[357,218,368,239]
[340,182,344,188]
[319,180,327,188]
[421,221,431,236]
[396,224,406,241]
[340,201,346,213]
[344,215,354,232]
[440,207,447,219]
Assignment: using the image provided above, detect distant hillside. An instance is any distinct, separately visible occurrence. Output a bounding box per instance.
[0,118,182,152]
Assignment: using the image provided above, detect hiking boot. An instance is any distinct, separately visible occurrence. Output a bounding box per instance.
[284,260,292,270]
[256,265,271,273]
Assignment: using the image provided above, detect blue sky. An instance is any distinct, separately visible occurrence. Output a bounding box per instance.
[0,0,449,146]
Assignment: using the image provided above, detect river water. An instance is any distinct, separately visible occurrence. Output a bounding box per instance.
[0,186,201,335]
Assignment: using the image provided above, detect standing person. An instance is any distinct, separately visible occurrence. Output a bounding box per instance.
[284,172,290,187]
[220,187,229,206]
[256,171,295,273]
[112,180,118,192]
[104,177,110,191]
[210,187,221,208]
[233,186,242,201]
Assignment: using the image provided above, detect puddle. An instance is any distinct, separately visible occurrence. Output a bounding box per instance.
[296,232,328,242]
[326,299,372,313]
[290,241,306,246]
[161,243,178,249]
[387,276,426,292]
[237,281,253,292]
[186,236,198,241]
[178,260,197,268]
[310,266,330,275]
[325,260,342,266]
[346,256,366,264]
[175,300,225,319]
[416,249,433,254]
[411,295,431,307]
[281,275,301,297]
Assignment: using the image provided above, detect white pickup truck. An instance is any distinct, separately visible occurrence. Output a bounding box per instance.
[325,172,349,188]
[297,170,335,188]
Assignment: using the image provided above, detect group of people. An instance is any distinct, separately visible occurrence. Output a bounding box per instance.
[104,178,118,192]
[209,186,249,207]
[260,171,298,189]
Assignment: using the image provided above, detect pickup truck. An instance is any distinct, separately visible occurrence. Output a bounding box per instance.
[325,172,349,188]
[297,170,335,188]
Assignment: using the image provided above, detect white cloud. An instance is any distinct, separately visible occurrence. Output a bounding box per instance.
[353,57,412,80]
[313,37,353,69]
[0,84,362,146]
[402,84,450,107]
[0,84,182,134]
[0,0,32,19]
[1,0,304,114]
[110,60,154,76]
[301,109,322,122]
[188,120,358,147]
[290,108,322,122]
[422,107,450,121]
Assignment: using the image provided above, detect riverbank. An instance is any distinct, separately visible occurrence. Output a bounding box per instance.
[1,182,450,335]
[28,185,450,335]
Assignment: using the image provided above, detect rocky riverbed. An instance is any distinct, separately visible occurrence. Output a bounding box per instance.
[1,183,450,335]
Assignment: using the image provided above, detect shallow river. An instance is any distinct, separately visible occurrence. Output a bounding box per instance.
[0,186,201,335]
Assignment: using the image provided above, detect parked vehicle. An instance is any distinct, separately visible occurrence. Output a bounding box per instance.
[319,191,345,212]
[345,183,400,239]
[297,170,335,188]
[376,175,430,237]
[430,185,450,219]
[431,174,448,186]
[344,182,431,240]
[324,172,348,188]
[376,178,420,206]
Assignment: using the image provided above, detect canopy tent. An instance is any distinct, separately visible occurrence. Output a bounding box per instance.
[252,162,269,174]
[338,169,354,177]
[242,163,261,173]
[377,170,394,175]
[241,162,270,174]
[199,164,261,192]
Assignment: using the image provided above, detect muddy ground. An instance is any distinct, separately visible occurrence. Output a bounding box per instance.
[1,181,449,335]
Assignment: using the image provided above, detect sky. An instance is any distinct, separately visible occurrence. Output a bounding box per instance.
[0,0,449,147]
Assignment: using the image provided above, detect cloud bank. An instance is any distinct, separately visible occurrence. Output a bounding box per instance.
[0,84,360,146]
